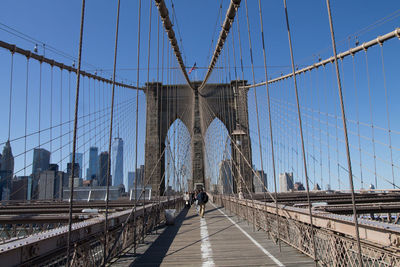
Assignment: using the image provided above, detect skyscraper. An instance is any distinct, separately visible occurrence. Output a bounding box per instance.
[98,152,111,186]
[87,147,99,180]
[67,163,80,179]
[127,171,135,190]
[70,152,83,178]
[0,140,14,200]
[1,140,14,175]
[218,160,232,194]
[135,165,145,188]
[253,170,267,193]
[112,138,124,186]
[32,148,50,175]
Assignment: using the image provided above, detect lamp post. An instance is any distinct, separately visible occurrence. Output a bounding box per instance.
[232,128,246,199]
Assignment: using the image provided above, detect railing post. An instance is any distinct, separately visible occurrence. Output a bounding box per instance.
[236,197,240,222]
[252,201,256,231]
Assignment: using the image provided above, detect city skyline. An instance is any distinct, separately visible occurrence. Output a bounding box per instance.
[0,139,133,201]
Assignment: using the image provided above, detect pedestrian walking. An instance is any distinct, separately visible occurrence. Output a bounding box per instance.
[184,191,190,208]
[196,188,208,218]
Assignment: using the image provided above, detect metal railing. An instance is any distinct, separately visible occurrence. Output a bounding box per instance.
[0,197,183,266]
[213,194,400,267]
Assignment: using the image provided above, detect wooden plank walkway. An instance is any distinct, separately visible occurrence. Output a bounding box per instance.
[110,201,315,266]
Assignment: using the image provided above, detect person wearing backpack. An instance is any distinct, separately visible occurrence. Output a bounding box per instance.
[196,188,208,218]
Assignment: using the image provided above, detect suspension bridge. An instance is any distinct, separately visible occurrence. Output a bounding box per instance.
[0,0,399,266]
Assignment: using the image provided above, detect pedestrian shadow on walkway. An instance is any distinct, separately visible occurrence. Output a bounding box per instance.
[129,207,189,266]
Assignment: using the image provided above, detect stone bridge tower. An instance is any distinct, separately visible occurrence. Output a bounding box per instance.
[144,81,253,197]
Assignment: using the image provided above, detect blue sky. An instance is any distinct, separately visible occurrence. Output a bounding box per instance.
[0,0,400,192]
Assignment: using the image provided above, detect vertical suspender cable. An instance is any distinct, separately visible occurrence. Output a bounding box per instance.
[60,69,63,192]
[66,0,86,265]
[380,45,395,189]
[8,52,14,141]
[144,0,152,242]
[351,55,364,189]
[364,51,377,189]
[257,0,281,252]
[325,0,363,265]
[38,59,42,189]
[309,73,316,186]
[156,6,161,231]
[282,0,318,265]
[68,71,71,163]
[159,18,165,198]
[331,65,340,190]
[234,7,246,198]
[166,42,170,202]
[103,0,121,264]
[323,66,332,188]
[133,0,142,255]
[50,66,54,156]
[24,58,29,177]
[244,0,264,231]
[230,19,240,199]
[316,71,323,188]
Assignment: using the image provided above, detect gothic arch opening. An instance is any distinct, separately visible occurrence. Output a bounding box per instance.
[203,117,232,193]
[164,118,192,193]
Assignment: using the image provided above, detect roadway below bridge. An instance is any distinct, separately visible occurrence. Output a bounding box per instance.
[109,201,314,266]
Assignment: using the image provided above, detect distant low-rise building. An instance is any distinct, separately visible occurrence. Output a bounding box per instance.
[38,170,56,200]
[279,172,294,192]
[63,186,122,201]
[294,182,305,191]
[253,170,267,193]
[10,176,29,201]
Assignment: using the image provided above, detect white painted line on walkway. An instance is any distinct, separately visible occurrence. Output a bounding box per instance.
[211,202,285,267]
[200,217,215,267]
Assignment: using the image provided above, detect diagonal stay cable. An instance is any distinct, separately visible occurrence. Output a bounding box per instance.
[66,0,85,265]
[257,0,282,251]
[283,0,318,264]
[103,0,121,265]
